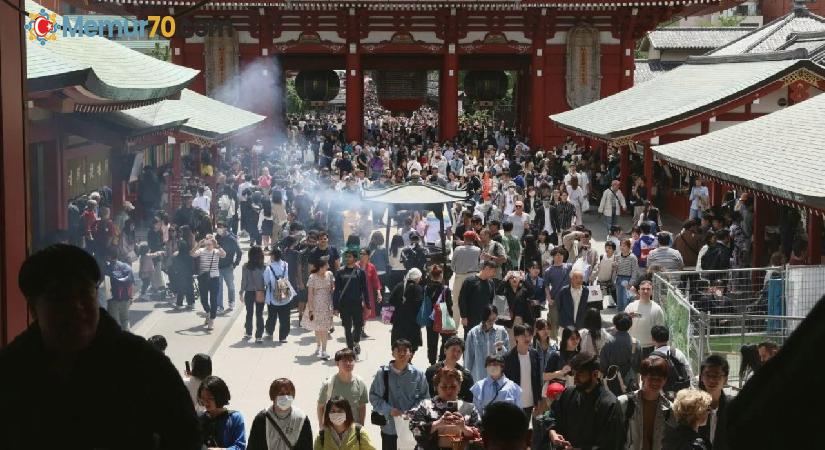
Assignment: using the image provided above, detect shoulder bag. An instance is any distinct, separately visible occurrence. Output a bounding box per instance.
[370,367,390,426]
[265,411,296,450]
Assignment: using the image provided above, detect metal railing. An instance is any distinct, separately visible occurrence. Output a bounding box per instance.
[653,264,825,386]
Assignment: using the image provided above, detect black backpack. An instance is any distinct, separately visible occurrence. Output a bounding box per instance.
[651,348,691,399]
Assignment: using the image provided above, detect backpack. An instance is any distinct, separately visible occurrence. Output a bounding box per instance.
[319,424,362,446]
[651,348,691,399]
[402,246,427,271]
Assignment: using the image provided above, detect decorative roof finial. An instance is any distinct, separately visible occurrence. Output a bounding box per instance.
[794,0,809,17]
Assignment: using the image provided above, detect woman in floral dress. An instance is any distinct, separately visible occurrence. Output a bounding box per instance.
[302,258,335,360]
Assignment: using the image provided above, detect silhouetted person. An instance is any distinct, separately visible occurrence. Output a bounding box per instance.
[0,244,201,450]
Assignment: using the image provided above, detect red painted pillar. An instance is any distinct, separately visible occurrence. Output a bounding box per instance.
[170,36,185,66]
[530,46,546,149]
[441,45,459,142]
[0,0,30,344]
[752,195,768,267]
[808,212,823,264]
[345,46,363,143]
[169,143,182,215]
[643,141,653,188]
[620,144,631,196]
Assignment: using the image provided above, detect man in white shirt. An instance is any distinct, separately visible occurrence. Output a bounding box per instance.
[507,200,528,241]
[625,280,666,357]
[504,324,542,418]
[557,270,589,329]
[192,187,211,215]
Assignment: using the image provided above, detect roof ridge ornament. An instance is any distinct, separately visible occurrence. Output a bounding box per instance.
[685,48,808,65]
[794,0,809,17]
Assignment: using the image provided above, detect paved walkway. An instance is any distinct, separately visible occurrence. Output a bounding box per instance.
[128,209,683,445]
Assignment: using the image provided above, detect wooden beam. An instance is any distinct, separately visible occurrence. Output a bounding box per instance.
[0,0,31,345]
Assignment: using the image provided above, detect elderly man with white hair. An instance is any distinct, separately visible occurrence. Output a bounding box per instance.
[556,269,590,330]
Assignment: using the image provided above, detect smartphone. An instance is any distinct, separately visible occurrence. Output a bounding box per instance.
[445,401,458,412]
[185,361,191,374]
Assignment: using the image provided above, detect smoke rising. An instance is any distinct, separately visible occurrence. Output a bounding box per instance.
[211,57,284,147]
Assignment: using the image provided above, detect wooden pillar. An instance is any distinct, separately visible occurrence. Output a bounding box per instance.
[170,36,185,66]
[530,32,546,149]
[1,0,30,344]
[441,8,459,142]
[168,143,182,215]
[643,140,653,188]
[752,195,768,267]
[808,212,823,264]
[620,143,631,196]
[345,8,363,143]
[441,47,459,142]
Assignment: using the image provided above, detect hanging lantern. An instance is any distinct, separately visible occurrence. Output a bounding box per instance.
[463,70,509,103]
[375,71,427,113]
[294,70,341,105]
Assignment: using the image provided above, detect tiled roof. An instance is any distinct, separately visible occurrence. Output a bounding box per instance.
[652,92,825,210]
[634,59,682,84]
[121,89,266,141]
[709,7,825,56]
[107,99,192,135]
[551,50,818,140]
[777,30,825,66]
[646,27,752,50]
[25,0,197,101]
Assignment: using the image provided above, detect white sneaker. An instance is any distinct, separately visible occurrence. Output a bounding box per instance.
[320,351,330,360]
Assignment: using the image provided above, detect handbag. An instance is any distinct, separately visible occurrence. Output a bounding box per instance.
[381,305,395,324]
[493,294,511,321]
[587,283,604,305]
[417,294,433,328]
[441,302,457,333]
[431,300,443,333]
[371,368,390,426]
[255,290,266,304]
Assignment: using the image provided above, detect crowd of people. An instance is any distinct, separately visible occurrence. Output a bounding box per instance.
[17,108,806,450]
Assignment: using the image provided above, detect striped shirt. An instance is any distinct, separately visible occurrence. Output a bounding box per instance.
[615,252,640,282]
[194,248,221,278]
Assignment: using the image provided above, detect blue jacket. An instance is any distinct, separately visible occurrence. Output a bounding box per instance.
[470,376,522,413]
[557,285,589,329]
[199,410,247,450]
[369,362,430,436]
[464,323,510,383]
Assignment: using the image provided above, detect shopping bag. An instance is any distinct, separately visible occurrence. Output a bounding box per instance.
[417,294,433,327]
[587,284,604,306]
[381,305,395,324]
[394,416,417,449]
[432,302,443,333]
[441,302,457,333]
[493,294,511,320]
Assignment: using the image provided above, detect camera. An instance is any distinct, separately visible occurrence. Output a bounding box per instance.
[445,401,458,412]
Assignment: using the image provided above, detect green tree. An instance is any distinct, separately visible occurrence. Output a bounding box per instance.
[149,42,170,62]
[285,78,306,114]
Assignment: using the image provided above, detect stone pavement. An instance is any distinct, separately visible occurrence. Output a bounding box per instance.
[127,209,684,446]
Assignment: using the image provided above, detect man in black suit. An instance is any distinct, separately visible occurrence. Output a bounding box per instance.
[557,270,589,329]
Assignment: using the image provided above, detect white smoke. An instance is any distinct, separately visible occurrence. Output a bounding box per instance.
[211,57,285,147]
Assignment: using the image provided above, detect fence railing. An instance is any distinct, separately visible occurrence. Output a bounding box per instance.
[653,264,825,386]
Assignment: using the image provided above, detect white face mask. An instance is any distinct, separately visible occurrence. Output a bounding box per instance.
[329,412,347,426]
[486,366,502,378]
[276,395,294,409]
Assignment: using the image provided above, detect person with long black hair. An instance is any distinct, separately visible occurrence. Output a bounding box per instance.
[387,234,406,290]
[241,246,267,343]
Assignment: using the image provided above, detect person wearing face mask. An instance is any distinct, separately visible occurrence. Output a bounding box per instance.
[197,376,248,450]
[316,397,376,450]
[470,355,522,414]
[248,377,313,450]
